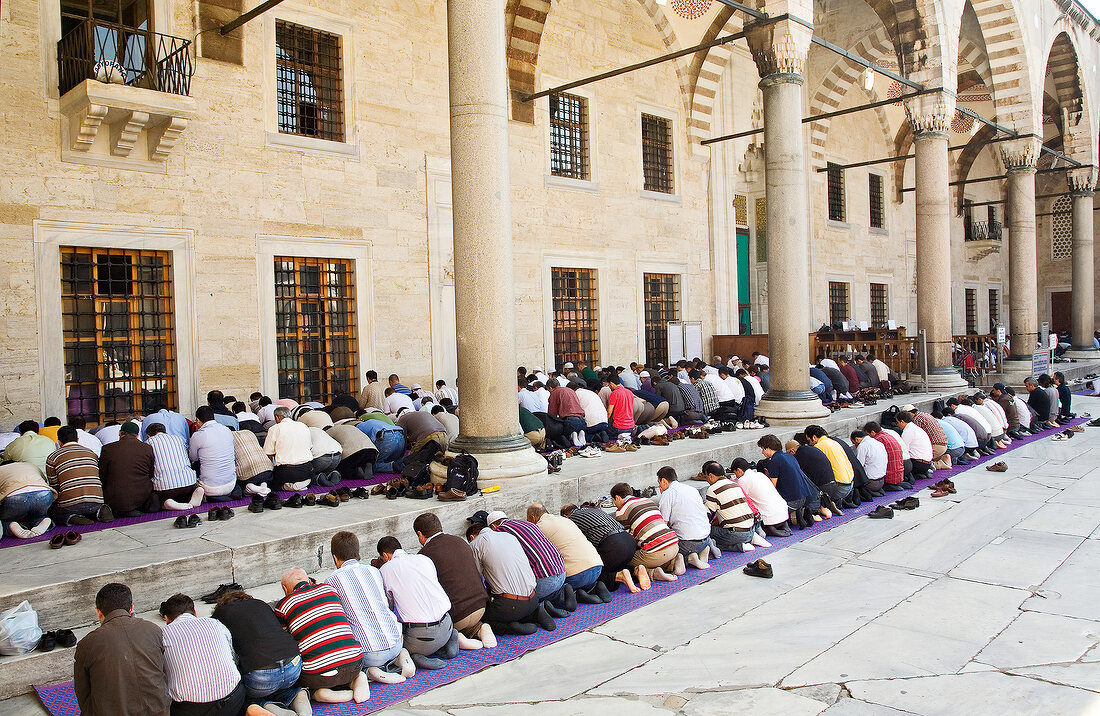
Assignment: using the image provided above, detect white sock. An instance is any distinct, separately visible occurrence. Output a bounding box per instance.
[455,631,483,650]
[189,486,205,507]
[741,543,756,551]
[479,622,497,649]
[163,499,191,511]
[288,479,311,491]
[751,533,771,547]
[578,430,586,445]
[29,518,53,537]
[8,523,33,539]
[245,482,270,496]
[290,690,313,716]
[366,666,404,684]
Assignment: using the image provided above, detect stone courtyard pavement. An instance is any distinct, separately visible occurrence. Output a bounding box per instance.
[4,395,1100,716]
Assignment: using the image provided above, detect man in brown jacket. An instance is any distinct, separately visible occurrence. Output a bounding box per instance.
[75,582,169,716]
[98,422,158,516]
[414,512,496,648]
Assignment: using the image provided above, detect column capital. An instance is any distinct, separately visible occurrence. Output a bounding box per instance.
[904,92,956,138]
[1067,166,1098,196]
[999,137,1041,172]
[746,20,812,78]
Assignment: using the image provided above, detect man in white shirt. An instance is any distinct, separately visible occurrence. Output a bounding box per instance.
[941,409,980,460]
[869,353,891,387]
[309,426,343,487]
[657,467,711,570]
[326,532,410,683]
[434,380,459,407]
[377,536,480,671]
[704,368,735,403]
[752,352,770,367]
[897,411,934,480]
[384,388,415,416]
[263,407,314,491]
[851,430,887,492]
[972,394,1008,445]
[817,354,839,372]
[532,367,551,385]
[188,406,237,499]
[730,457,790,537]
[574,385,611,444]
[67,417,103,456]
[517,380,550,414]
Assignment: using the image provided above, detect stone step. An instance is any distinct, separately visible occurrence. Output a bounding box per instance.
[0,392,947,700]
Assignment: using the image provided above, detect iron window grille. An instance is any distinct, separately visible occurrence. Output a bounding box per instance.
[827,163,845,222]
[828,281,850,326]
[61,247,177,425]
[551,268,600,369]
[274,257,359,404]
[642,114,674,194]
[965,288,978,334]
[549,93,590,180]
[988,288,1000,331]
[870,283,888,327]
[276,21,344,142]
[643,273,680,364]
[869,173,884,228]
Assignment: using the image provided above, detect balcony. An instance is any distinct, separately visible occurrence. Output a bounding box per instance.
[964,219,1002,260]
[57,19,197,170]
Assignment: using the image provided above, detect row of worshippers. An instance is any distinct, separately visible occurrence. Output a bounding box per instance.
[811,352,899,404]
[0,381,462,539]
[516,357,772,452]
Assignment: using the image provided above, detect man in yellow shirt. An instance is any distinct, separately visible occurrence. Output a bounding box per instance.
[804,425,854,503]
[526,504,611,604]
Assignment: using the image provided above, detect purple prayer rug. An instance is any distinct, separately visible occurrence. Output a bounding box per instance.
[32,418,1085,715]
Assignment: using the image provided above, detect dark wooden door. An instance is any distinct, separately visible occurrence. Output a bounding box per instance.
[1051,291,1072,337]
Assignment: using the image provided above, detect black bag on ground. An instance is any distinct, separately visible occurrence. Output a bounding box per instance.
[445,452,480,497]
[401,441,443,488]
[880,405,900,429]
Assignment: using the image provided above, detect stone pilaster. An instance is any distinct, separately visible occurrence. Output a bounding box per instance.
[747,21,829,421]
[441,0,546,480]
[1067,166,1098,352]
[908,95,967,388]
[1000,137,1040,362]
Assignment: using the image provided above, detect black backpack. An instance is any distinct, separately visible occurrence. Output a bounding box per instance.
[445,451,479,497]
[401,441,443,488]
[880,405,900,429]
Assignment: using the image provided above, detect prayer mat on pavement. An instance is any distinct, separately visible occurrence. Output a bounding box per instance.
[33,418,1083,715]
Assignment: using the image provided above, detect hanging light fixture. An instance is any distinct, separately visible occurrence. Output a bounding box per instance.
[862,67,875,92]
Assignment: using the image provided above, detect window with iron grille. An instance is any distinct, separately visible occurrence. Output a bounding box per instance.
[988,288,1000,331]
[869,173,884,228]
[641,114,674,193]
[61,247,176,425]
[870,283,888,327]
[828,281,850,326]
[551,268,599,369]
[275,257,358,404]
[965,288,977,334]
[549,93,589,180]
[643,273,680,363]
[827,163,845,221]
[275,21,344,142]
[1052,196,1072,259]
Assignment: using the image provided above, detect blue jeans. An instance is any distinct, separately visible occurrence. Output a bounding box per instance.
[0,490,53,537]
[373,430,406,473]
[585,422,611,443]
[564,565,602,592]
[361,641,403,669]
[242,655,302,706]
[561,416,587,439]
[710,524,754,551]
[678,537,710,556]
[534,571,566,602]
[611,427,634,437]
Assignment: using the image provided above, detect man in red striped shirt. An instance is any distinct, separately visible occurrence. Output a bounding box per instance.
[275,568,369,705]
[611,482,679,590]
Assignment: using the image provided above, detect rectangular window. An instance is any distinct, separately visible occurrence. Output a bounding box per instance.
[61,247,177,424]
[549,93,589,180]
[870,283,888,327]
[755,197,767,262]
[276,21,344,142]
[965,288,977,334]
[274,257,358,403]
[828,281,850,326]
[869,173,884,228]
[643,273,680,363]
[988,288,1000,331]
[641,113,674,194]
[827,162,845,222]
[551,268,599,369]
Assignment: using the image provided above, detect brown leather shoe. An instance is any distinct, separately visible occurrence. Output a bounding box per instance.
[985,462,1008,472]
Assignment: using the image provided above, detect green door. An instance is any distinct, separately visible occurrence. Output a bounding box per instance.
[736,229,751,334]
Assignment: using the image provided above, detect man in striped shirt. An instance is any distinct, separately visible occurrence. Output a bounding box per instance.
[700,461,762,552]
[611,482,679,590]
[486,511,572,616]
[275,568,369,705]
[144,423,202,511]
[231,429,274,497]
[158,593,244,716]
[561,503,640,592]
[45,426,111,526]
[326,531,408,684]
[862,422,906,490]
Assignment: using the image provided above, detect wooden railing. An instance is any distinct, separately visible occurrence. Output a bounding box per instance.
[953,333,1002,375]
[811,336,920,379]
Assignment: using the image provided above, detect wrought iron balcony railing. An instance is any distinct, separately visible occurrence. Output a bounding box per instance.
[58,19,193,97]
[965,219,1002,242]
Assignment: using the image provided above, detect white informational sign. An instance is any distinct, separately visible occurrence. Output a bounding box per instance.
[1041,321,1050,349]
[859,321,869,331]
[887,320,897,330]
[683,321,703,362]
[666,321,684,363]
[996,325,1006,345]
[1032,349,1050,377]
[842,321,850,331]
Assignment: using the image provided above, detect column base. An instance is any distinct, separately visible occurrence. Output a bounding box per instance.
[924,368,968,389]
[998,359,1036,388]
[757,391,831,423]
[1065,348,1099,359]
[429,436,547,485]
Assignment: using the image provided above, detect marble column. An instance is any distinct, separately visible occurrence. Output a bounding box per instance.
[748,26,829,421]
[1068,167,1098,353]
[442,0,545,480]
[909,97,967,388]
[1001,140,1040,363]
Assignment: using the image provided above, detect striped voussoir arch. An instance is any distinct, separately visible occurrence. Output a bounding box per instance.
[686,8,744,153]
[506,0,690,124]
[1047,32,1085,117]
[968,0,1037,134]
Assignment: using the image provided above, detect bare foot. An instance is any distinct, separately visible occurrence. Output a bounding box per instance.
[634,565,652,590]
[617,569,640,593]
[819,508,833,519]
[812,515,822,522]
[651,567,677,582]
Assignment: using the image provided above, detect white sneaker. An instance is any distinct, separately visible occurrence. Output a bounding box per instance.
[709,543,722,559]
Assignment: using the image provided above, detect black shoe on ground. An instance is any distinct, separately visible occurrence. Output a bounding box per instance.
[284,494,304,508]
[208,507,221,522]
[218,507,234,521]
[38,632,56,652]
[55,629,77,648]
[187,514,201,528]
[173,515,189,528]
[201,582,242,604]
[264,494,283,510]
[868,506,894,519]
[248,496,264,513]
[742,559,773,578]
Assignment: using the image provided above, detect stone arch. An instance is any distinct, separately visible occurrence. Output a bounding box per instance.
[965,0,1037,134]
[506,0,687,123]
[862,0,955,84]
[1043,30,1094,164]
[952,123,997,213]
[686,7,743,149]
